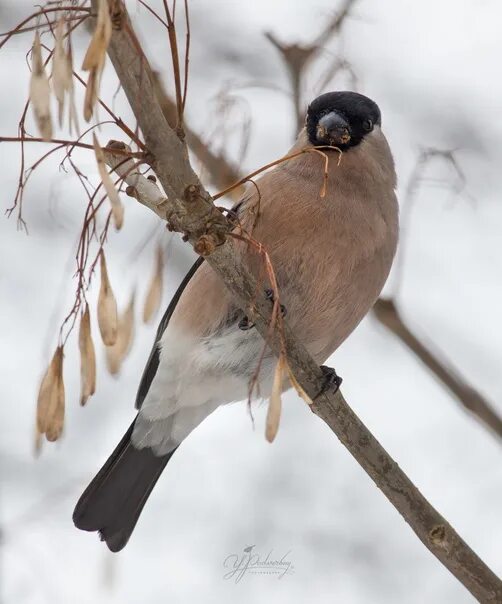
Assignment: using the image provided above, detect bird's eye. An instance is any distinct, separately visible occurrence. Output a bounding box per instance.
[362,119,373,132]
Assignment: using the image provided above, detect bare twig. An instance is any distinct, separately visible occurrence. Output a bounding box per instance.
[212,145,341,202]
[0,135,143,157]
[181,0,190,112]
[95,1,502,600]
[163,1,184,132]
[0,5,91,50]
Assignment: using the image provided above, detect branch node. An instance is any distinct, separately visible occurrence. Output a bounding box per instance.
[183,183,200,202]
[193,234,217,256]
[429,525,450,552]
[110,0,125,30]
[107,139,127,151]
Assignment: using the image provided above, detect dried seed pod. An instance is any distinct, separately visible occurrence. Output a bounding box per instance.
[83,67,99,123]
[51,18,71,127]
[46,369,65,442]
[106,293,135,375]
[93,133,124,230]
[79,304,96,405]
[81,0,112,71]
[82,0,111,122]
[66,34,80,136]
[265,355,286,443]
[36,346,65,442]
[143,245,164,324]
[286,362,313,405]
[29,32,52,140]
[98,251,118,346]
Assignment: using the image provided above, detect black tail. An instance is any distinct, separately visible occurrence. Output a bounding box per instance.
[73,420,177,552]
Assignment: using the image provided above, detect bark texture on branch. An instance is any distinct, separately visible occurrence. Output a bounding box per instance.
[97,2,502,600]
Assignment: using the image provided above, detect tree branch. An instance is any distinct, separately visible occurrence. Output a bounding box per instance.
[98,2,502,600]
[374,298,502,440]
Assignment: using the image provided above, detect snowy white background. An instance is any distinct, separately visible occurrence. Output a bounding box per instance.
[1,1,502,603]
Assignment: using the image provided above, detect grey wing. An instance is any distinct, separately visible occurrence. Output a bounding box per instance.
[135,256,204,409]
[135,199,247,409]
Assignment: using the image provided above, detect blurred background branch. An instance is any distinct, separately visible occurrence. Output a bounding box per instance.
[374,298,502,439]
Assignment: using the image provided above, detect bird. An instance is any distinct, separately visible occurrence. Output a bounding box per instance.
[73,91,399,552]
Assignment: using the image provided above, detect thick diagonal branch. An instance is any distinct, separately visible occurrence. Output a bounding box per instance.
[98,2,502,601]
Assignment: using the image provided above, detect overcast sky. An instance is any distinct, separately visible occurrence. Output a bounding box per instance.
[1,1,502,603]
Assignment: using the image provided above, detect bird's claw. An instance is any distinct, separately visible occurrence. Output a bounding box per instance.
[238,289,287,331]
[264,288,287,317]
[315,365,343,398]
[238,315,255,330]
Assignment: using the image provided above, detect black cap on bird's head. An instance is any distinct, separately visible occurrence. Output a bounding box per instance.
[306,91,382,151]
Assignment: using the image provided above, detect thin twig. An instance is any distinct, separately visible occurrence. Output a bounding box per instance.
[181,0,190,112]
[0,135,144,157]
[0,5,91,50]
[163,1,184,131]
[213,145,341,202]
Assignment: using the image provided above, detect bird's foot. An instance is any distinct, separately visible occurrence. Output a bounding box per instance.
[315,365,343,398]
[264,288,287,317]
[238,289,286,331]
[238,315,255,330]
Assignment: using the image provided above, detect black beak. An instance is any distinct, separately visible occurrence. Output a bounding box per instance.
[316,111,351,146]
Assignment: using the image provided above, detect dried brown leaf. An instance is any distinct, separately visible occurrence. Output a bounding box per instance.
[66,36,80,136]
[83,68,98,122]
[286,362,313,405]
[79,304,96,405]
[265,354,286,443]
[82,0,111,122]
[82,0,111,71]
[143,246,164,324]
[106,293,135,375]
[46,370,65,442]
[51,18,71,128]
[36,346,65,442]
[98,251,118,346]
[93,133,124,229]
[30,32,52,140]
[37,346,61,433]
